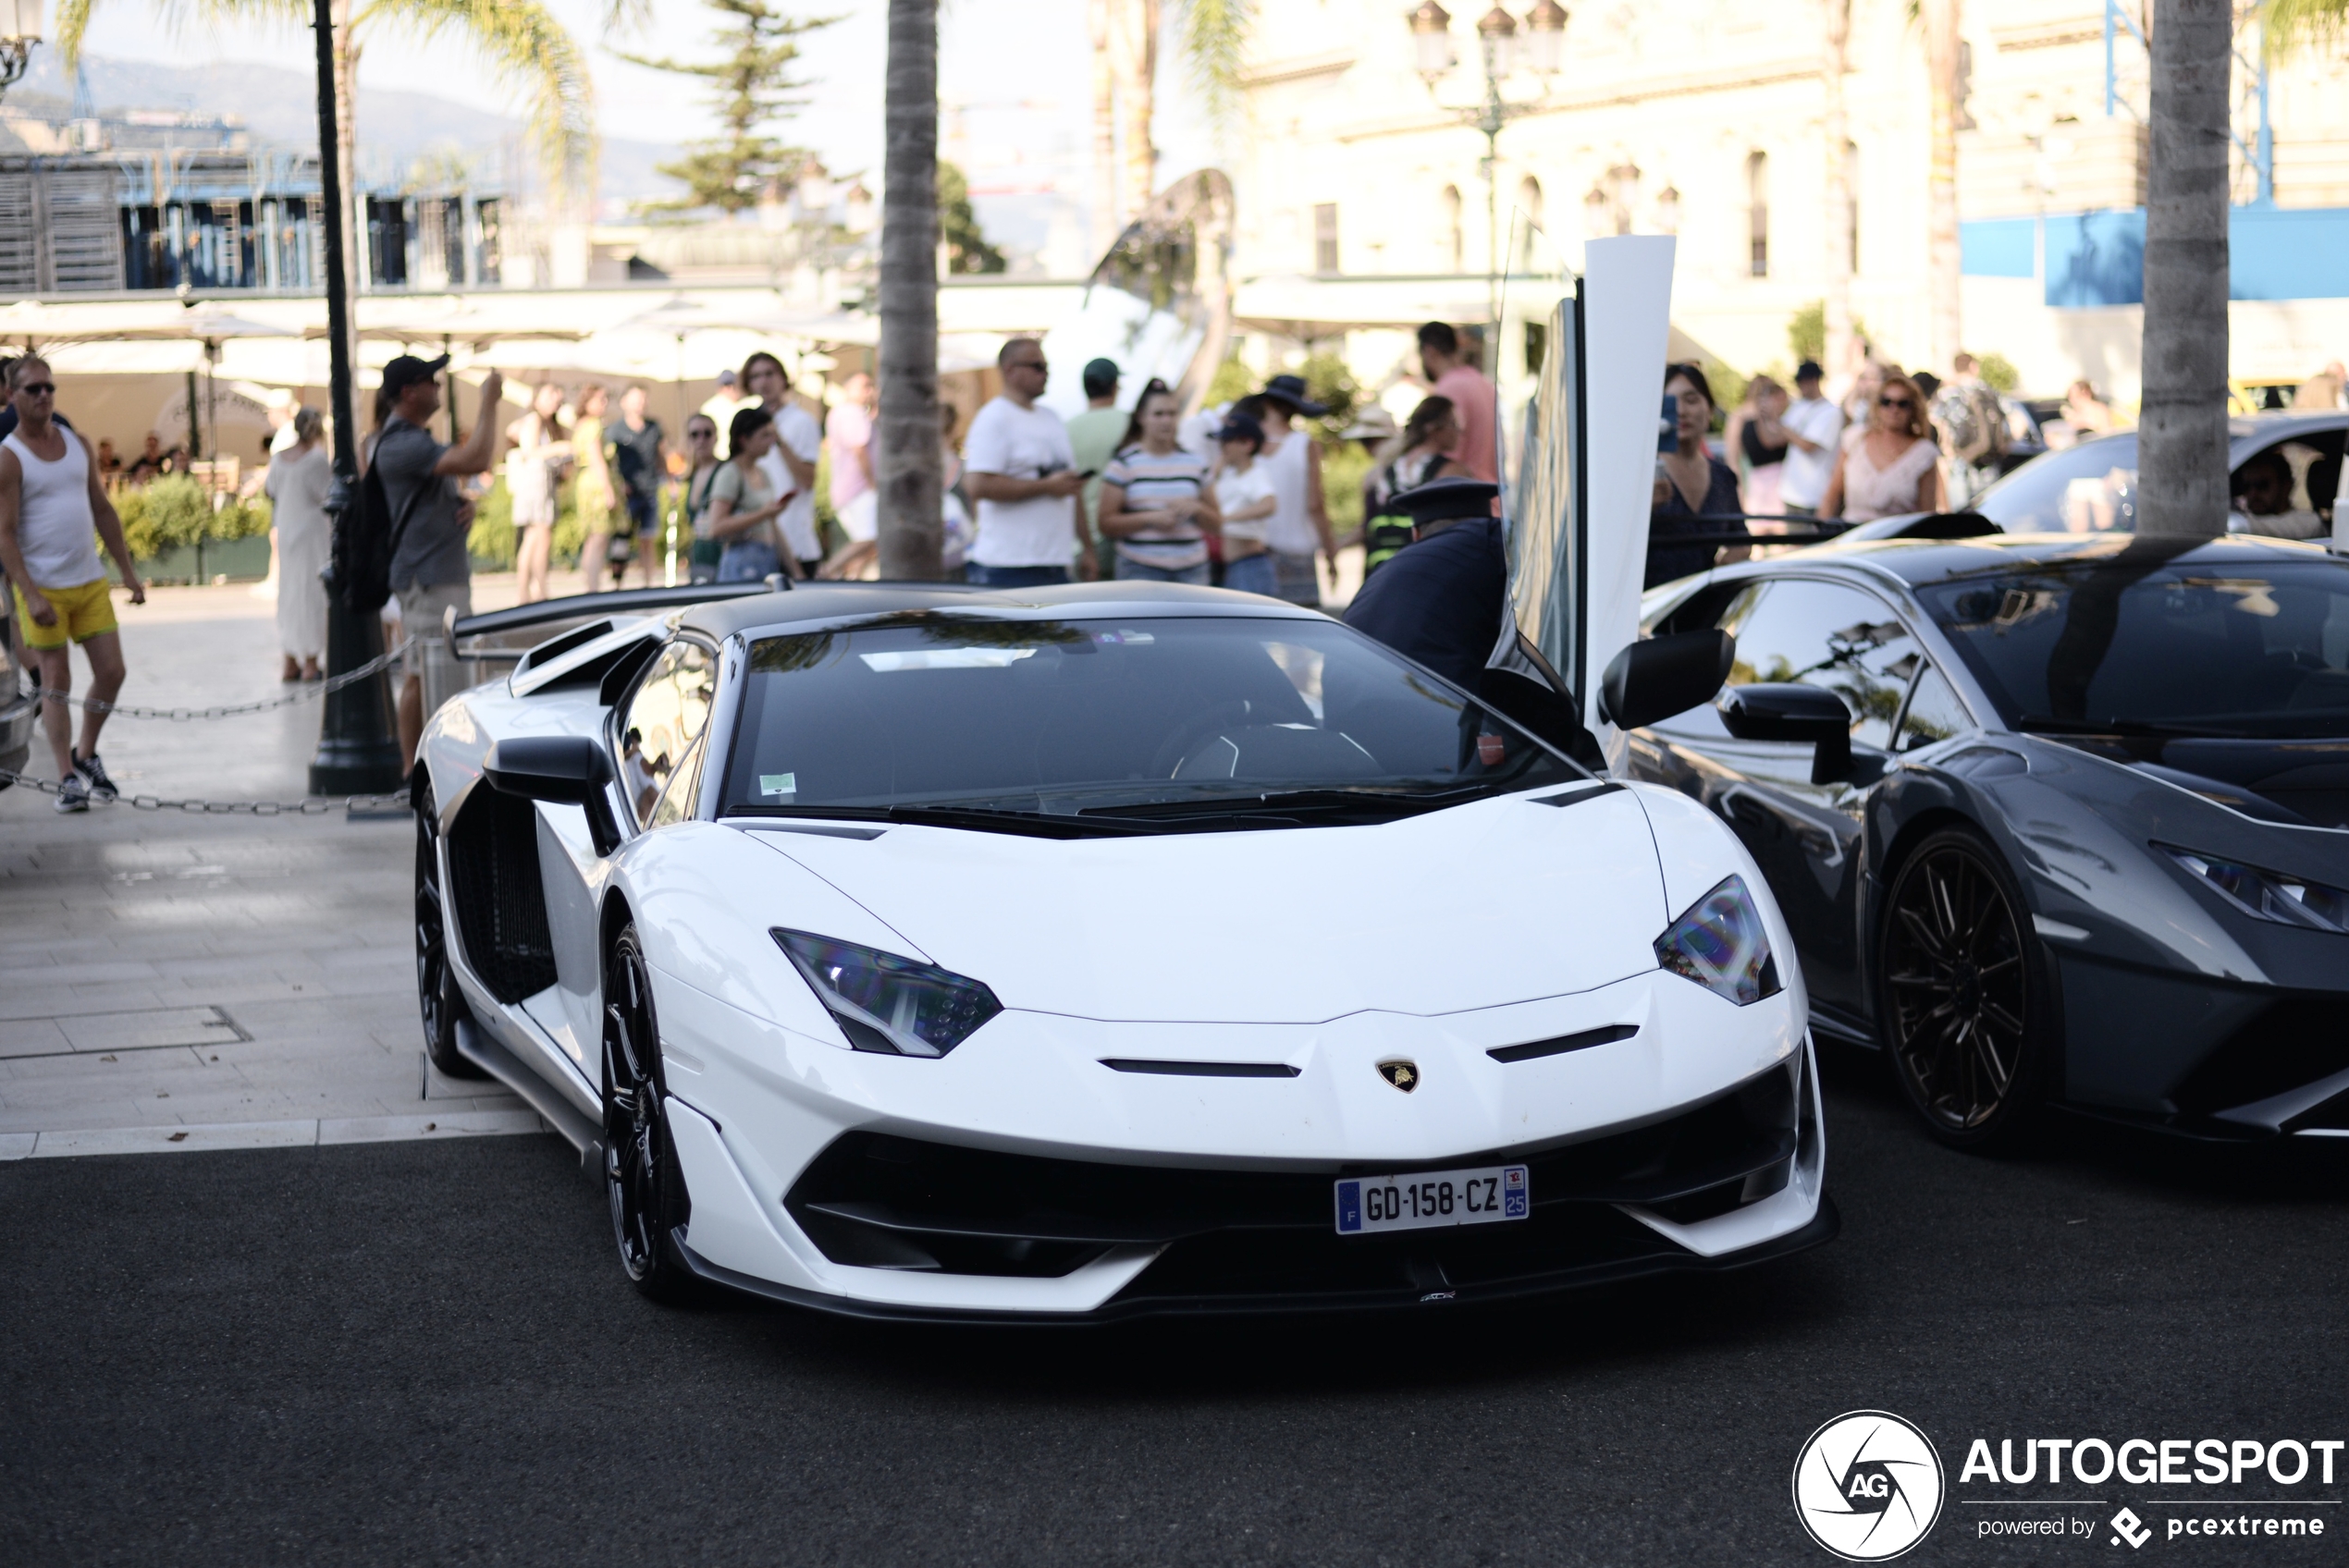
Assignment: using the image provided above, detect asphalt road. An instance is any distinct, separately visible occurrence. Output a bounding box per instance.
[5,1049,2346,1567]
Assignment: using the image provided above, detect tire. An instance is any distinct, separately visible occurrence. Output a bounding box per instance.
[1876,826,2054,1150]
[603,923,697,1301]
[414,779,488,1080]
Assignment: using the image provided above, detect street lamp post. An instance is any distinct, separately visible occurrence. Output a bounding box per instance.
[1408,1,1567,330]
[0,0,40,102]
[307,0,403,797]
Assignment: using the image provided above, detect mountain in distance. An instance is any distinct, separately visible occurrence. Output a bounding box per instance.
[2,51,679,206]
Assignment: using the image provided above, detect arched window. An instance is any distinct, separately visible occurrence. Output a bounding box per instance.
[1745,152,1769,277]
[1442,184,1463,274]
[1516,175,1543,265]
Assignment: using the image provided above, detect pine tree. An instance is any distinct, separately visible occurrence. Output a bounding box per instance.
[939,163,1005,275]
[623,0,838,215]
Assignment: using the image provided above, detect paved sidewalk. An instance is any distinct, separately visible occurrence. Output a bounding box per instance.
[1,579,542,1157]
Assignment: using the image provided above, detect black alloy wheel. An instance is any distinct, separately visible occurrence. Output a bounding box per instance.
[604,924,695,1300]
[1878,827,2048,1149]
[414,779,486,1079]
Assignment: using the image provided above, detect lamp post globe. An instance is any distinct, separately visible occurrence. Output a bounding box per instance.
[1408,0,1454,80]
[1475,5,1518,80]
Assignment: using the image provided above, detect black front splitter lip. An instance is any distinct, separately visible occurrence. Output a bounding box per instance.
[670,1193,1839,1327]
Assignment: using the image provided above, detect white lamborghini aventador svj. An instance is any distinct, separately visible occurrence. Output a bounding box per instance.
[412,581,1832,1319]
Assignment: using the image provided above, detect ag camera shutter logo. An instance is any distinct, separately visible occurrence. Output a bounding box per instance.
[1792,1411,1947,1561]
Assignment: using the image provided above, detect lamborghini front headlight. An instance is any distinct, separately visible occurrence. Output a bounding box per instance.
[771,930,1003,1057]
[1654,875,1783,1006]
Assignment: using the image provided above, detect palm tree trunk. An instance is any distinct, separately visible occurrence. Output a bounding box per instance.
[1821,0,1854,381]
[2137,0,2232,536]
[877,0,943,579]
[1923,0,1962,374]
[1115,0,1162,223]
[1089,0,1118,255]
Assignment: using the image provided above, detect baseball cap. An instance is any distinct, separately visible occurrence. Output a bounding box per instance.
[1341,407,1397,441]
[1214,411,1265,447]
[381,353,449,397]
[1081,357,1120,396]
[717,368,738,386]
[1794,359,1824,382]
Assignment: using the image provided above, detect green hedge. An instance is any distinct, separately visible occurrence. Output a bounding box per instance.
[117,476,270,560]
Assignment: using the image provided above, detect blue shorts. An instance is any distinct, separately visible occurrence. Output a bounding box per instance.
[1221,553,1278,597]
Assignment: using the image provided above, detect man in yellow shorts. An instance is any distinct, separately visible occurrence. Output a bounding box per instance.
[0,357,144,813]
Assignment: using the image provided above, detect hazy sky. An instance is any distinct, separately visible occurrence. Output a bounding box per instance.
[77,0,1215,206]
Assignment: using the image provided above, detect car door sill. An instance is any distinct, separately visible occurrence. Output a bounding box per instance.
[457,1017,603,1156]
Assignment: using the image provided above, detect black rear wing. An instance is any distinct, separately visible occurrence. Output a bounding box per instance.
[446,582,783,676]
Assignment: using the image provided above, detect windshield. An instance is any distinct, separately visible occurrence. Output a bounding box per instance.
[1973,435,2140,533]
[719,615,1584,827]
[1915,546,2349,737]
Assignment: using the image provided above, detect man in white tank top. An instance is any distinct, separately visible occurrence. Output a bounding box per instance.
[0,357,143,811]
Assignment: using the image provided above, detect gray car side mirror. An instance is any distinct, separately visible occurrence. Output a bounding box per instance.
[1598,630,1736,731]
[483,736,625,855]
[1717,683,1854,785]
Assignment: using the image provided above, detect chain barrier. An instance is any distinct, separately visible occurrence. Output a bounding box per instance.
[26,635,416,721]
[0,766,411,816]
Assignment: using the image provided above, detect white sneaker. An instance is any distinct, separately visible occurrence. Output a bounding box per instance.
[54,772,89,813]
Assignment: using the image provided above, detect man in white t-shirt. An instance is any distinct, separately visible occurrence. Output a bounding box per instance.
[743,352,824,577]
[1778,360,1846,516]
[962,337,1094,586]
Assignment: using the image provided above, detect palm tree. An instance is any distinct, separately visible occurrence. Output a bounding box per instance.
[2135,0,2232,535]
[876,0,941,579]
[59,0,601,302]
[1090,0,1252,238]
[1820,0,1856,382]
[1923,0,1962,373]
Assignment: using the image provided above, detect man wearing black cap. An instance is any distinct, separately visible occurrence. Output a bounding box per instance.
[1779,359,1844,518]
[1340,475,1504,694]
[375,352,504,773]
[1253,374,1339,607]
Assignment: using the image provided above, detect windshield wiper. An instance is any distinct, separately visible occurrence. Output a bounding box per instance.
[2014,716,2248,740]
[1076,783,1502,822]
[726,802,1169,839]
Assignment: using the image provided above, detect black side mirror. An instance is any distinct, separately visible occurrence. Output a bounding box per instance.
[483,736,625,855]
[1717,683,1854,785]
[1598,630,1735,731]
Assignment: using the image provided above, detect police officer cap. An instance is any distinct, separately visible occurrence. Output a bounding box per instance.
[1389,475,1499,525]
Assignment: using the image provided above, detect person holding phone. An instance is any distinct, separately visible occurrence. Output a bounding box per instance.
[708,407,793,582]
[963,337,1097,586]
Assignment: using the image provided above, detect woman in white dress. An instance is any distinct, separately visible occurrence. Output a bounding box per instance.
[1822,372,1947,521]
[264,407,332,682]
[506,382,570,604]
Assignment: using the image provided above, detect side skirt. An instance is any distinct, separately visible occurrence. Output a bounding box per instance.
[456,1017,605,1165]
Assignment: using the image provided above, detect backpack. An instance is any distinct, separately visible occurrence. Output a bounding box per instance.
[330,448,428,614]
[1362,454,1449,581]
[1935,384,2009,468]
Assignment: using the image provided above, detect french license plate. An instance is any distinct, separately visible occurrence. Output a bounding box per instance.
[1334,1164,1530,1235]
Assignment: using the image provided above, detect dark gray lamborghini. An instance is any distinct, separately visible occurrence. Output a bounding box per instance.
[1624,531,2349,1147]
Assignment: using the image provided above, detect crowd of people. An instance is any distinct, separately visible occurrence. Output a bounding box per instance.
[15,320,2345,799]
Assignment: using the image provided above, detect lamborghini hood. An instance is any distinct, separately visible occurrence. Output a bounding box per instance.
[741,786,1670,1023]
